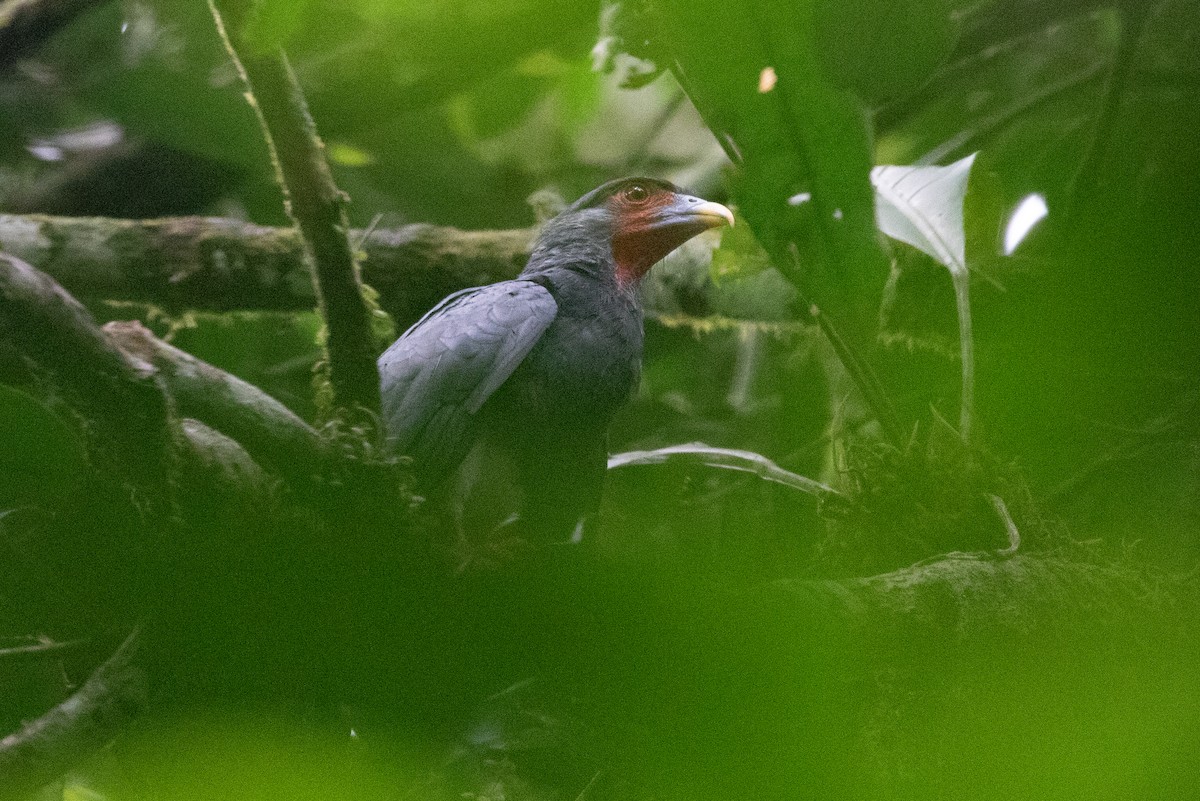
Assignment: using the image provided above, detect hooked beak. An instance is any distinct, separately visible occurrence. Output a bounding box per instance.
[651,193,735,234]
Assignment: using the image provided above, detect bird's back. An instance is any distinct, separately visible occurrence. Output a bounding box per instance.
[377,278,558,489]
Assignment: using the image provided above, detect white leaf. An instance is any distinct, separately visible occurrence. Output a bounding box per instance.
[870,152,976,275]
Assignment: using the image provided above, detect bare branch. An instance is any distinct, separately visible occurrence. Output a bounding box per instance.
[608,441,846,503]
[0,629,145,799]
[104,320,330,482]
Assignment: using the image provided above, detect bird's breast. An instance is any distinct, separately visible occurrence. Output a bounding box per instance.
[490,291,644,434]
[530,308,642,416]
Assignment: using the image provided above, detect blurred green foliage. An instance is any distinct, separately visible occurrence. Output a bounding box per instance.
[0,385,88,508]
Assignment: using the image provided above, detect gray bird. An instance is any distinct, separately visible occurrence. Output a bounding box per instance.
[378,177,733,547]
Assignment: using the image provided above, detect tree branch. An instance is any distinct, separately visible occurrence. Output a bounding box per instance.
[0,252,175,518]
[0,212,533,327]
[104,320,330,482]
[209,0,379,418]
[0,637,89,661]
[0,629,145,799]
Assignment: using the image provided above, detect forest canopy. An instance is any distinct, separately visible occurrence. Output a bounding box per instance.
[1,1,1198,799]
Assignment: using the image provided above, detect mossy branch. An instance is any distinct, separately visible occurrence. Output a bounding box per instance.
[0,630,145,799]
[0,212,533,327]
[209,0,379,420]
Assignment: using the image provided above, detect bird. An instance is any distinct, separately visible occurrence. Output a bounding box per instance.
[378,177,733,552]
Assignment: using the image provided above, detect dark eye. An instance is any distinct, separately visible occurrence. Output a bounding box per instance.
[624,184,649,203]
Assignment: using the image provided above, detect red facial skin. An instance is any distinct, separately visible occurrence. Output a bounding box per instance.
[608,186,688,287]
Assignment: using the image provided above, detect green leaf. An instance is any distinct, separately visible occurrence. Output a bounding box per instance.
[655,0,892,395]
[453,70,552,141]
[814,0,958,104]
[0,385,88,506]
[709,214,771,282]
[241,0,317,52]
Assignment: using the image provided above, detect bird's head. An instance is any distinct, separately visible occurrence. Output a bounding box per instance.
[526,177,734,287]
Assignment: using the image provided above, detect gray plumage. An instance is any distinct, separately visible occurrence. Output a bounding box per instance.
[377,177,728,541]
[378,280,558,487]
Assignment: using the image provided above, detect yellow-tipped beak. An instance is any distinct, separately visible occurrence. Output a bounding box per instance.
[690,199,735,229]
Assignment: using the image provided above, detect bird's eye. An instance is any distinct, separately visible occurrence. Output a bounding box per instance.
[624,184,649,203]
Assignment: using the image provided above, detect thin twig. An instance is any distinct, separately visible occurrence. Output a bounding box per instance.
[574,770,604,801]
[607,441,847,502]
[0,629,145,798]
[0,637,88,661]
[624,86,686,174]
[989,493,1021,556]
[808,299,904,446]
[917,62,1108,165]
[791,247,905,445]
[875,0,1112,133]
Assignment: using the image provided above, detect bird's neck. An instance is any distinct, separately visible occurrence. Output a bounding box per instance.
[523,214,624,286]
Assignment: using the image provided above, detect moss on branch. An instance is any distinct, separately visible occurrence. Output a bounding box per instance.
[0,212,533,330]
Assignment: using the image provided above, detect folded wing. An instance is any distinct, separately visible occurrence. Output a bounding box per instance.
[378,280,558,487]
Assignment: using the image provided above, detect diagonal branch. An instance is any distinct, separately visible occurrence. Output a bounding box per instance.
[209,0,380,419]
[104,320,331,482]
[0,252,175,518]
[0,629,145,799]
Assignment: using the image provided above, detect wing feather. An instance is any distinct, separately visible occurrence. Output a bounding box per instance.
[377,280,557,486]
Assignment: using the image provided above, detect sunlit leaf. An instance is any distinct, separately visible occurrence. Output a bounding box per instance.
[63,781,107,801]
[241,0,317,52]
[327,141,375,167]
[814,0,958,104]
